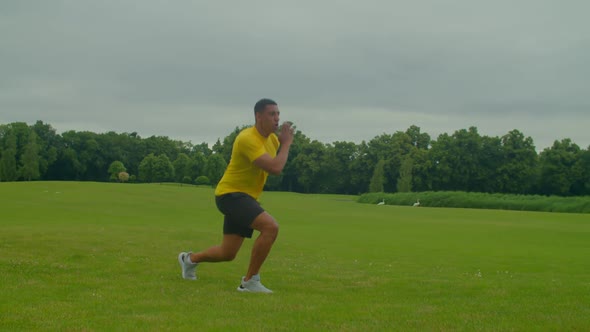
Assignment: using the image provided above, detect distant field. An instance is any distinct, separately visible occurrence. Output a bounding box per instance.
[1,182,589,331]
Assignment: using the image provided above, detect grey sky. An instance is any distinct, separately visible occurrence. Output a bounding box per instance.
[1,1,589,151]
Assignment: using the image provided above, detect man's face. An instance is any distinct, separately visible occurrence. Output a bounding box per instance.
[256,104,280,135]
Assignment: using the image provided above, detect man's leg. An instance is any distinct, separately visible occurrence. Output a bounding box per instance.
[245,212,279,281]
[179,234,244,280]
[190,234,245,263]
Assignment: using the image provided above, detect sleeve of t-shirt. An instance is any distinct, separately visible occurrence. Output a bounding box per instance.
[238,134,266,163]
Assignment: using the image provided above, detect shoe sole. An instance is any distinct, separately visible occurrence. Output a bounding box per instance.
[236,285,272,293]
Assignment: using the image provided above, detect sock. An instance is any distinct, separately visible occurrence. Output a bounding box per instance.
[185,253,196,264]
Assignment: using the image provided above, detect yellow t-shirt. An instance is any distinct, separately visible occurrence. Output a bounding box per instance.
[215,127,280,200]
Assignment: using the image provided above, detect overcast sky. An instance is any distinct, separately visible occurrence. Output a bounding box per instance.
[1,1,589,151]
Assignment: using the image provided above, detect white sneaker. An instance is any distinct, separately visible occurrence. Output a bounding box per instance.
[178,252,197,280]
[237,275,273,293]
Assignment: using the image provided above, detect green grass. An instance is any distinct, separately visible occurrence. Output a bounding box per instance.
[1,182,589,331]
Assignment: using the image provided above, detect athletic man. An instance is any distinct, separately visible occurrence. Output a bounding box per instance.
[178,98,294,293]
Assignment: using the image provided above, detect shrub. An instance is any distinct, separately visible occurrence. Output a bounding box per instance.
[195,176,210,185]
[118,172,130,183]
[357,191,590,214]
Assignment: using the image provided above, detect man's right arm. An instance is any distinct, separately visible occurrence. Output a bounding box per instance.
[253,121,294,175]
[253,143,291,176]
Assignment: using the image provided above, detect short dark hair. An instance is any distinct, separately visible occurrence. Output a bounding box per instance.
[254,98,277,114]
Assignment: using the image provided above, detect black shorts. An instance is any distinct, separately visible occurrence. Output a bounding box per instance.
[215,192,265,238]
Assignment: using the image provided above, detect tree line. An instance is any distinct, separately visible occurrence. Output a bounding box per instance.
[1,121,589,196]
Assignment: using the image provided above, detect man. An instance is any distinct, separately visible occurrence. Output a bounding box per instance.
[178,98,294,293]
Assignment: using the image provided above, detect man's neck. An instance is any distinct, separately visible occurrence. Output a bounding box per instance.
[255,123,270,138]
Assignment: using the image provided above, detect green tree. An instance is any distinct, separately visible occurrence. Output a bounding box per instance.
[538,139,580,196]
[384,131,415,192]
[291,140,326,193]
[369,159,385,193]
[452,127,484,191]
[192,142,213,157]
[429,133,453,191]
[108,161,127,181]
[410,147,433,192]
[144,135,182,162]
[153,154,174,182]
[191,151,207,180]
[430,127,484,192]
[173,153,193,183]
[7,122,31,159]
[322,141,357,194]
[397,156,413,192]
[497,130,538,194]
[98,132,139,178]
[0,130,18,181]
[364,131,414,193]
[571,146,590,195]
[403,125,433,191]
[59,131,103,180]
[406,125,431,149]
[478,135,503,193]
[19,131,41,181]
[211,139,223,156]
[348,142,373,194]
[275,130,312,193]
[205,154,227,185]
[31,121,58,178]
[138,153,157,183]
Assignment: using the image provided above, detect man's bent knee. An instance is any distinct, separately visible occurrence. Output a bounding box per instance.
[252,213,279,237]
[261,219,279,241]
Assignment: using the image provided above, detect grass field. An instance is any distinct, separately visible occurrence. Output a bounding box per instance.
[1,182,589,331]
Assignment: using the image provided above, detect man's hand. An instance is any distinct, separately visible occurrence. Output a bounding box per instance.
[255,121,294,175]
[278,121,294,146]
